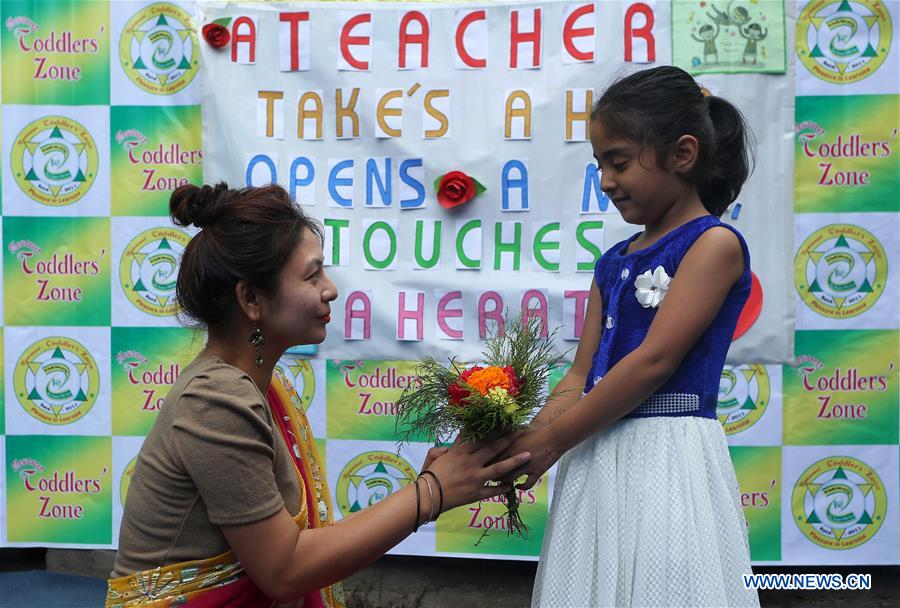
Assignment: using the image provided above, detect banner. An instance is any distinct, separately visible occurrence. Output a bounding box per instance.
[198,0,793,364]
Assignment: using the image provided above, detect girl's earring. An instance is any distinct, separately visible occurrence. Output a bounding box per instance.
[249,324,265,368]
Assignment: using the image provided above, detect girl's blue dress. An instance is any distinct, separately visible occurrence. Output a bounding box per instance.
[533,216,760,607]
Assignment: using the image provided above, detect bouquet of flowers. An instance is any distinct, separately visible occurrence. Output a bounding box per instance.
[395,315,565,538]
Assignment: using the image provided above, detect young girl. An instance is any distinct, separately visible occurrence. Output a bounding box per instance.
[506,66,760,606]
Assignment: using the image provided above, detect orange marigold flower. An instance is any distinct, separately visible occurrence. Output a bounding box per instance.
[466,365,513,395]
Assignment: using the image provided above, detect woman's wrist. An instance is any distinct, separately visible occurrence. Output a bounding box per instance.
[419,470,444,517]
[411,475,439,532]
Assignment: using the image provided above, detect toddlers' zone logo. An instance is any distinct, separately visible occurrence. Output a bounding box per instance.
[716,364,770,435]
[797,0,893,84]
[795,119,895,188]
[14,337,99,425]
[115,127,201,193]
[275,356,317,413]
[336,452,416,516]
[120,3,198,95]
[9,238,103,305]
[120,228,190,316]
[11,116,98,206]
[792,456,886,549]
[5,14,102,82]
[116,349,179,413]
[11,457,106,521]
[794,225,887,319]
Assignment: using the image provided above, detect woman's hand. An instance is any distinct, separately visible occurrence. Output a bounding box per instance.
[423,434,531,513]
[500,426,565,490]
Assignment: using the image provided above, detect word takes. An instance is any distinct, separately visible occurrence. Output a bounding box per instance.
[257,87,603,143]
[342,289,591,342]
[257,87,453,141]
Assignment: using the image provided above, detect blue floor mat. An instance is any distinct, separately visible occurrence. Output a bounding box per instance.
[0,570,107,607]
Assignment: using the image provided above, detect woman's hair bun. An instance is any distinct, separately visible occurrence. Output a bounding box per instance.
[169,182,230,228]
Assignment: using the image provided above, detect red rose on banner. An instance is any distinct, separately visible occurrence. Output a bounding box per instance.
[202,21,231,49]
[434,171,486,209]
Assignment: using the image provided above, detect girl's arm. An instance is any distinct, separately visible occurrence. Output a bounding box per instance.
[222,436,530,603]
[510,227,745,488]
[530,280,604,428]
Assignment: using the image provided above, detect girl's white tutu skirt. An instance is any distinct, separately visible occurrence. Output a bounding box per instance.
[532,416,760,608]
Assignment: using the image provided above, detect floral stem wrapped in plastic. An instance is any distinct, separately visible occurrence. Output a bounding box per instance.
[395,315,565,539]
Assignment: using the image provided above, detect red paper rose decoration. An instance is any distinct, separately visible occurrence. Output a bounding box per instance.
[434,171,486,210]
[202,21,231,49]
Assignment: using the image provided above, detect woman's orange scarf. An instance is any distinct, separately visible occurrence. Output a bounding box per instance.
[105,372,345,607]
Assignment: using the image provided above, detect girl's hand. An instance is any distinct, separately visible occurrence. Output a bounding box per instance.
[421,446,448,472]
[501,426,565,490]
[424,434,531,513]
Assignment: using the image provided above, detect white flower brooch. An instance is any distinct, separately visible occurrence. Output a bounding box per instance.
[634,265,671,308]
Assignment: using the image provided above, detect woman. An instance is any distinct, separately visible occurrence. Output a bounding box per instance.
[107,183,530,607]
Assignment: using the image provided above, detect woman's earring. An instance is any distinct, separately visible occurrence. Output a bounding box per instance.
[249,324,265,368]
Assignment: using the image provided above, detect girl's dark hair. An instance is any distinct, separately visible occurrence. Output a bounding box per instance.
[170,182,323,330]
[591,66,754,216]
